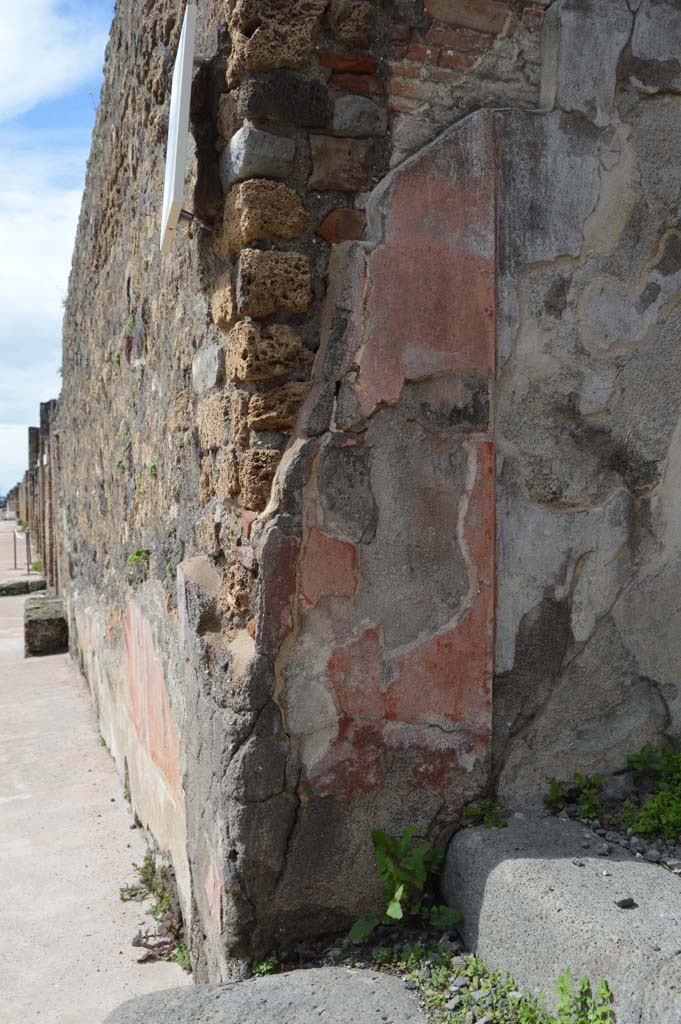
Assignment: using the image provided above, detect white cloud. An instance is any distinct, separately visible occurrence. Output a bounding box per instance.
[0,0,113,493]
[0,1,109,120]
[0,426,32,495]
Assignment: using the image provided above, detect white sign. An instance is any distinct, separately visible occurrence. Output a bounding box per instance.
[160,4,197,254]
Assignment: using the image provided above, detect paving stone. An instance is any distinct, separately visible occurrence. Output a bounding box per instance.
[219,123,296,191]
[24,595,68,657]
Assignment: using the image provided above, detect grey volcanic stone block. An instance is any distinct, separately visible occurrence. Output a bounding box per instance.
[24,595,68,657]
[192,343,225,395]
[0,577,46,597]
[238,72,331,128]
[442,814,681,1024]
[332,95,388,138]
[103,967,428,1024]
[220,122,296,191]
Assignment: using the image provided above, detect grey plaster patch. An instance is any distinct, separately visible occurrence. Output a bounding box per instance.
[442,815,681,1024]
[497,615,668,800]
[361,403,472,653]
[540,0,632,128]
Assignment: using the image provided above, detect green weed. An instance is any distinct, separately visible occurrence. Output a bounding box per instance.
[127,548,151,565]
[461,798,507,829]
[252,954,280,976]
[349,828,462,943]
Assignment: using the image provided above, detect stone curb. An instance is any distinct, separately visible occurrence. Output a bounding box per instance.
[102,967,428,1024]
[0,577,46,597]
[442,814,681,1023]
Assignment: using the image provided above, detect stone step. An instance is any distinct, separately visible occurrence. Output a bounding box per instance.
[24,594,68,657]
[0,577,46,597]
[103,967,428,1024]
[442,813,681,1024]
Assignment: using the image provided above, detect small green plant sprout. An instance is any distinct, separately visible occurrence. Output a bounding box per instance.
[621,743,681,839]
[573,773,605,818]
[30,558,42,574]
[114,352,121,367]
[116,458,125,473]
[555,969,613,1024]
[543,773,604,818]
[544,778,569,812]
[172,940,191,972]
[127,314,135,331]
[461,797,507,829]
[149,457,157,478]
[349,827,462,943]
[127,548,151,565]
[138,365,145,383]
[166,562,175,579]
[252,954,279,977]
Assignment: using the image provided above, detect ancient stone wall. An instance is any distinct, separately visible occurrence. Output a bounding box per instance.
[54,0,681,984]
[14,405,59,587]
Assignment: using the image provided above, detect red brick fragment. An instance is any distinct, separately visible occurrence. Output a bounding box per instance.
[328,72,384,96]
[319,51,378,73]
[402,43,440,63]
[317,209,366,244]
[426,26,494,51]
[439,49,478,70]
[425,0,510,34]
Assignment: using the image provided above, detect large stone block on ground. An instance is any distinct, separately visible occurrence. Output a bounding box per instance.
[0,577,46,597]
[442,814,681,1024]
[24,595,68,657]
[103,968,428,1024]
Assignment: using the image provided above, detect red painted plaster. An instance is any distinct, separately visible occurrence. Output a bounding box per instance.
[355,113,496,417]
[300,509,358,609]
[124,601,184,810]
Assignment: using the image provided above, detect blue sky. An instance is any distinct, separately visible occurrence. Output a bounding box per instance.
[0,0,114,494]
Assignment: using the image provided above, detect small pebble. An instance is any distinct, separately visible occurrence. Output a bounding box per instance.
[615,897,638,909]
[477,1017,493,1024]
[605,831,619,843]
[572,858,585,867]
[597,844,611,857]
[445,997,462,1011]
[595,828,606,836]
[645,849,661,863]
[602,870,611,877]
[404,980,416,991]
[452,976,468,989]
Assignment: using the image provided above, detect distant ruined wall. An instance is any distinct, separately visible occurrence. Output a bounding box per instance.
[56,0,681,983]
